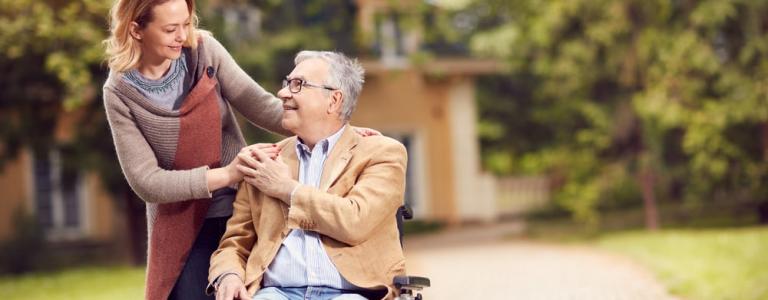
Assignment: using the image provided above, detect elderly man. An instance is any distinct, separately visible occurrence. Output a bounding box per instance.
[207,51,408,300]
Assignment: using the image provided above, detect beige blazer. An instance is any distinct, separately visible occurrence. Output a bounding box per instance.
[209,126,408,299]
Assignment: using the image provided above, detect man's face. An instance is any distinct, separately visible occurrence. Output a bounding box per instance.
[278,58,334,134]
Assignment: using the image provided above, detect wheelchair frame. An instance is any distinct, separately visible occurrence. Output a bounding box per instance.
[393,205,430,300]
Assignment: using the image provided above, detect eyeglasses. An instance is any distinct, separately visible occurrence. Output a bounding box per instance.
[282,77,338,93]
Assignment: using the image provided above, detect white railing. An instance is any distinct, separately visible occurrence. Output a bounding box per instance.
[496,176,550,216]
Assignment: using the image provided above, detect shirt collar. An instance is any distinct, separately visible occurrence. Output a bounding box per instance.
[295,125,347,157]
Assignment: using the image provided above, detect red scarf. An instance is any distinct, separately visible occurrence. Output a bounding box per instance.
[145,66,221,300]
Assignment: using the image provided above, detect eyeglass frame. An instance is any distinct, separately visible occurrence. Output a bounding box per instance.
[282,77,338,94]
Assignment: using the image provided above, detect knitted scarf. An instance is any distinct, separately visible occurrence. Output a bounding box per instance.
[145,66,221,300]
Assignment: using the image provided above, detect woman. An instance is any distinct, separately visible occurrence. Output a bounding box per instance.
[102,1,374,299]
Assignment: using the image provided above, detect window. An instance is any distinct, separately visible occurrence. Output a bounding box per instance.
[385,132,429,218]
[221,4,262,44]
[374,11,411,67]
[32,149,84,240]
[375,11,405,58]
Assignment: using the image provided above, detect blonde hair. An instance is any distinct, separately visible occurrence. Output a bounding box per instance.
[103,0,207,72]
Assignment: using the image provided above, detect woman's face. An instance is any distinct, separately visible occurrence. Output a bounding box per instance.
[133,0,190,64]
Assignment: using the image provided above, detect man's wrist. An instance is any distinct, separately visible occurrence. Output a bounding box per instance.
[282,180,299,203]
[215,272,241,290]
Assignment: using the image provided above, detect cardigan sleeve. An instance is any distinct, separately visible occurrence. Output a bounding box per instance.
[103,89,212,203]
[203,34,290,136]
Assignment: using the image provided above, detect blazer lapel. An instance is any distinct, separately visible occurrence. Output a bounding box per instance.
[281,138,300,181]
[278,138,299,220]
[320,126,358,191]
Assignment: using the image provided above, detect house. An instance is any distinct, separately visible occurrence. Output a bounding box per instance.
[0,0,547,255]
[353,0,503,223]
[0,110,132,264]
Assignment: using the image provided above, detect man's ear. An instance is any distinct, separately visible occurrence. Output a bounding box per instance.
[129,21,143,41]
[328,90,344,115]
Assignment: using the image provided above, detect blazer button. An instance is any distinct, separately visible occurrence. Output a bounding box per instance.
[206,66,215,78]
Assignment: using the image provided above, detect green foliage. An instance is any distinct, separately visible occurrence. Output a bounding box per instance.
[0,0,109,108]
[598,227,768,300]
[0,0,112,173]
[0,209,45,274]
[461,0,768,223]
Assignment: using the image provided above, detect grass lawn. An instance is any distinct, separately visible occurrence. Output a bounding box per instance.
[597,227,768,300]
[0,266,144,300]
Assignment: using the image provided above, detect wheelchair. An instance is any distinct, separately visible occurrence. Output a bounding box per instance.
[393,205,431,300]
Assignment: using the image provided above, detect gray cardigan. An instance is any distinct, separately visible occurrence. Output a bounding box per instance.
[103,34,286,206]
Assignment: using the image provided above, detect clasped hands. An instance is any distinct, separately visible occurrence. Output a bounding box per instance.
[231,143,297,203]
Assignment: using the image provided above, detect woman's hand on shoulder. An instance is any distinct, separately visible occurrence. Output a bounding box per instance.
[228,143,279,183]
[241,143,279,160]
[352,126,382,137]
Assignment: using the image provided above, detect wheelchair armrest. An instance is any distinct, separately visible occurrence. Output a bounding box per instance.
[393,275,431,290]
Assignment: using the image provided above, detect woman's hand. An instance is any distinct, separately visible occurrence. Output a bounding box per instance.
[352,126,382,137]
[241,143,280,159]
[225,143,279,183]
[207,143,280,192]
[236,148,297,203]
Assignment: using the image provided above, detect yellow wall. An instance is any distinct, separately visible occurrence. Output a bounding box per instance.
[0,151,124,242]
[0,151,31,239]
[352,69,460,223]
[84,173,123,241]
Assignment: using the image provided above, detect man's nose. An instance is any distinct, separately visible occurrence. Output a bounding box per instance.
[277,86,292,100]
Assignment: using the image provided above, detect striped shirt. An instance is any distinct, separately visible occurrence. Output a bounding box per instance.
[262,125,360,290]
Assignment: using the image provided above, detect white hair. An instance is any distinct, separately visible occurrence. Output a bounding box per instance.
[294,51,365,122]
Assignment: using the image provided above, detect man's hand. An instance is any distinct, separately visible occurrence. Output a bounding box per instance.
[237,148,298,203]
[216,275,249,300]
[221,143,280,185]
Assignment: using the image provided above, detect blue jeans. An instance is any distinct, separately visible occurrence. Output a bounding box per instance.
[252,286,368,300]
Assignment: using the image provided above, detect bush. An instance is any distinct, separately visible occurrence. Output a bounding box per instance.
[0,208,46,274]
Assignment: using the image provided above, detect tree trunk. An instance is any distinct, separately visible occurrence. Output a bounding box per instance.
[760,122,768,223]
[758,202,768,224]
[639,166,660,230]
[762,122,768,161]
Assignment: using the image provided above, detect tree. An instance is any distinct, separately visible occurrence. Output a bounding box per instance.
[0,0,148,264]
[460,0,768,227]
[1,0,379,267]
